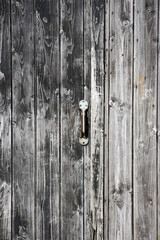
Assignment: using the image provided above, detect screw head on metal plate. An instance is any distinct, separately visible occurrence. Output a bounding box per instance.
[79,100,88,111]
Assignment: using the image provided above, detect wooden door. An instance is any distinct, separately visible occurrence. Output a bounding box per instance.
[0,0,159,239]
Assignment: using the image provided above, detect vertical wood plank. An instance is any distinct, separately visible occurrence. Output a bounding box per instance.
[104,0,109,239]
[0,1,11,239]
[35,0,60,239]
[134,0,158,239]
[83,0,91,238]
[90,0,105,238]
[11,0,35,238]
[60,0,83,239]
[108,0,133,239]
[84,0,105,239]
[158,1,160,239]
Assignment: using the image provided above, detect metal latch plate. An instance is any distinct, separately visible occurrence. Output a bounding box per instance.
[79,100,89,146]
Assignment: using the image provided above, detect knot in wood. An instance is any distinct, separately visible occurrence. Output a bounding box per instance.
[112,182,124,209]
[145,7,151,13]
[121,14,130,27]
[109,100,115,107]
[112,191,124,209]
[151,128,157,135]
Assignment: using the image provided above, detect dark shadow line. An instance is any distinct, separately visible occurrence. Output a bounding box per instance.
[107,0,110,239]
[156,0,159,239]
[10,0,13,238]
[103,0,106,239]
[132,0,135,239]
[59,1,62,239]
[33,0,37,239]
[82,0,85,239]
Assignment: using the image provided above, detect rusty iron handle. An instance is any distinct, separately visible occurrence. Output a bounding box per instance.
[79,100,89,145]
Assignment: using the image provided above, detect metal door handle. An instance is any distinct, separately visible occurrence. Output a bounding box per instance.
[79,100,89,145]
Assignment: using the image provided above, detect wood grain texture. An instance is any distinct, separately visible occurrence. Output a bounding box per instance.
[83,0,92,238]
[60,0,83,239]
[158,1,160,239]
[35,0,60,239]
[11,0,35,238]
[134,0,158,239]
[104,0,109,239]
[0,1,160,239]
[90,0,105,237]
[108,1,133,239]
[0,1,11,239]
[84,0,105,239]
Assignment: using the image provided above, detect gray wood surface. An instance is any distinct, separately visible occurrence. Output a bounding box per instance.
[133,0,158,239]
[108,1,133,239]
[84,0,105,239]
[35,0,60,239]
[0,1,11,239]
[11,0,35,238]
[104,0,109,239]
[85,0,105,239]
[60,0,83,239]
[83,0,92,238]
[158,1,160,238]
[0,0,160,239]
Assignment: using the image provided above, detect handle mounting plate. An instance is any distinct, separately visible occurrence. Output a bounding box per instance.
[79,100,89,146]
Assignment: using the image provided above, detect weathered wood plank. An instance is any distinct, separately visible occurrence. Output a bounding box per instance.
[108,1,133,239]
[35,0,60,239]
[83,0,92,238]
[104,0,109,239]
[84,0,105,239]
[134,1,158,239]
[0,1,11,239]
[11,0,35,238]
[60,0,83,239]
[158,1,160,239]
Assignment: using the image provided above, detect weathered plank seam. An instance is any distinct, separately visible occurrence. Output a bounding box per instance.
[59,0,61,239]
[82,0,85,100]
[104,0,110,238]
[156,0,159,239]
[132,0,135,239]
[82,1,85,240]
[10,0,13,237]
[103,0,107,239]
[108,1,110,239]
[33,0,37,239]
